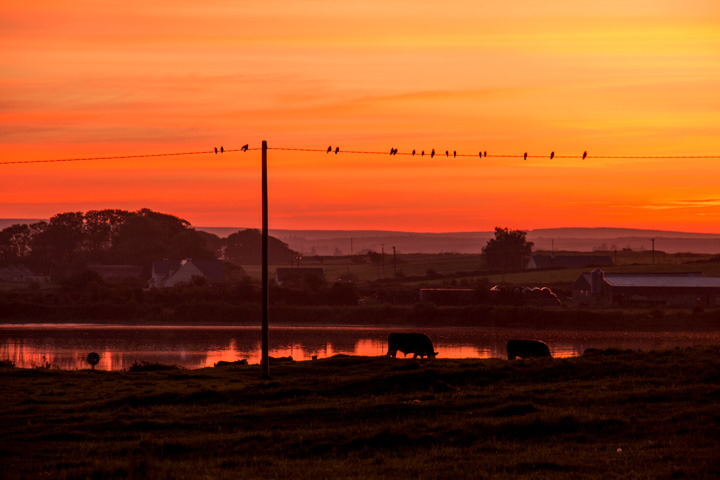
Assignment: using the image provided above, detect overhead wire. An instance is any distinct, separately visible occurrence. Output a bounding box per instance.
[2,145,720,165]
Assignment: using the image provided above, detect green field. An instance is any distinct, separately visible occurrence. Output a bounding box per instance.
[3,347,720,479]
[241,251,720,288]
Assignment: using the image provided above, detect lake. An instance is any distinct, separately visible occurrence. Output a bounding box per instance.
[2,324,719,370]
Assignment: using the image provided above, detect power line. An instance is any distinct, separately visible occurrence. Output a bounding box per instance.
[2,145,720,165]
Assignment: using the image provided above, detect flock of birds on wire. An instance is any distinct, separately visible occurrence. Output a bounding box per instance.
[323,146,589,160]
[212,144,590,160]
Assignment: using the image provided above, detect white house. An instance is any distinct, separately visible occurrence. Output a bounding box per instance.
[149,259,225,288]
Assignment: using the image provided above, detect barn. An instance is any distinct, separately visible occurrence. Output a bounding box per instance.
[573,269,720,307]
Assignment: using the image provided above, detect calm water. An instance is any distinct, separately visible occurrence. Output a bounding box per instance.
[1,324,719,371]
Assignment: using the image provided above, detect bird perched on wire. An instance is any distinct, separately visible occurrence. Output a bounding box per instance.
[220,146,224,153]
[550,151,554,159]
[327,146,332,153]
[214,147,218,154]
[335,147,339,154]
[241,144,249,152]
[453,151,456,158]
[412,150,416,156]
[445,150,449,157]
[524,152,527,161]
[583,151,587,159]
[484,151,487,157]
[421,150,425,156]
[431,149,435,158]
[479,152,482,158]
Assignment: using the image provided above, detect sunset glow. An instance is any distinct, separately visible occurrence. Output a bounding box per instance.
[2,1,720,232]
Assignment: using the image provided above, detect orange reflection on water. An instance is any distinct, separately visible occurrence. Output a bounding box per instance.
[2,325,719,370]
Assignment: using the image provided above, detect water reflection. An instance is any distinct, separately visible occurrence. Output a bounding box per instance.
[1,324,718,371]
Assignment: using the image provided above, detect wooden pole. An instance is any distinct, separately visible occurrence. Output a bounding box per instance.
[261,140,269,378]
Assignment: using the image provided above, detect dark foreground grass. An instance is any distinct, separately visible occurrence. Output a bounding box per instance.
[2,348,720,479]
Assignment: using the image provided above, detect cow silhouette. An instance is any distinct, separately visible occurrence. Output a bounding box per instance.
[387,333,437,360]
[506,339,551,360]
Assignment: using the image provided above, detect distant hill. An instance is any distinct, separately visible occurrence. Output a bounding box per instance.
[0,219,45,229]
[530,227,720,239]
[3,219,719,255]
[197,227,720,255]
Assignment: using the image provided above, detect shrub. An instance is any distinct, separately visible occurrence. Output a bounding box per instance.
[128,361,182,372]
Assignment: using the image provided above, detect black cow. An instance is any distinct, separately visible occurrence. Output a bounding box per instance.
[506,339,552,360]
[214,359,248,367]
[387,333,438,360]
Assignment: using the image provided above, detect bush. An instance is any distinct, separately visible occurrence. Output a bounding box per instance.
[0,359,15,368]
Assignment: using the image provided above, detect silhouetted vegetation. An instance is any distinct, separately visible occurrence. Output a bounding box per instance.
[3,347,720,478]
[0,209,301,283]
[225,228,299,265]
[481,226,534,270]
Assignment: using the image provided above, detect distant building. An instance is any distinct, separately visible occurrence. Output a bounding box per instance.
[419,288,476,306]
[149,259,225,288]
[573,269,720,307]
[526,255,613,270]
[274,268,325,290]
[87,265,143,283]
[0,265,49,284]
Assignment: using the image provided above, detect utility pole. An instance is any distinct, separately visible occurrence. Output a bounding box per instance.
[381,243,385,278]
[393,246,397,277]
[261,140,269,378]
[651,238,655,265]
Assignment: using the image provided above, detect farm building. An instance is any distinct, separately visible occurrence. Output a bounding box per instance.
[149,259,225,288]
[526,255,613,270]
[573,269,720,307]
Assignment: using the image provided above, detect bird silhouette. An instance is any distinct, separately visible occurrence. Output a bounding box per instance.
[453,150,456,158]
[214,147,218,154]
[412,150,416,156]
[484,151,487,157]
[431,149,435,158]
[390,148,394,155]
[524,152,527,161]
[445,150,449,157]
[421,150,425,156]
[335,147,339,154]
[220,146,224,153]
[479,152,482,158]
[583,151,587,159]
[327,146,332,153]
[241,144,249,152]
[550,151,554,159]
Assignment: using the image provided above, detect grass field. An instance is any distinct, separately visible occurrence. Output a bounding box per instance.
[3,347,720,479]
[240,251,720,290]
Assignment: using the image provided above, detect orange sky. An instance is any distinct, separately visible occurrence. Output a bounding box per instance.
[2,0,720,232]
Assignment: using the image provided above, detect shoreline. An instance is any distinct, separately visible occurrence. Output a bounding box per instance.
[2,303,720,332]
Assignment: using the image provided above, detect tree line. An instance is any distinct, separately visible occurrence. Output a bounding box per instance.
[0,209,299,279]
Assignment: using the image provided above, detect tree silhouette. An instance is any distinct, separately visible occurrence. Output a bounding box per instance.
[481,227,534,271]
[224,229,298,265]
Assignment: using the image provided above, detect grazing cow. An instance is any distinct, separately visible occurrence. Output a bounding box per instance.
[214,359,248,367]
[387,333,438,360]
[506,339,552,360]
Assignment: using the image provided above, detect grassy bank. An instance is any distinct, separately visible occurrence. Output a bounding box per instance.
[2,347,720,479]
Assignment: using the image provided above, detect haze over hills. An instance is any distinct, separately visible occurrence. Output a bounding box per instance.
[198,226,720,255]
[3,219,719,255]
